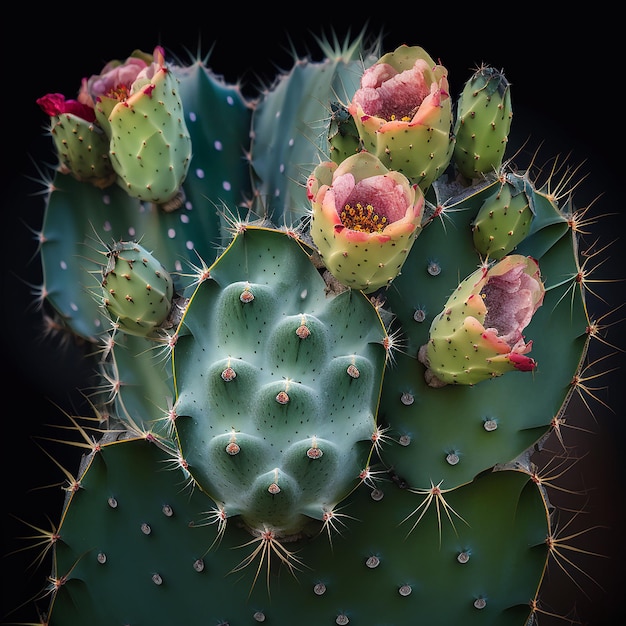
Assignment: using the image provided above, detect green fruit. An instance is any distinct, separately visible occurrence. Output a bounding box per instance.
[453,66,513,180]
[101,240,174,337]
[472,173,534,259]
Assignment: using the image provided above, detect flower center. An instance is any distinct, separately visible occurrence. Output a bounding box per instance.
[389,112,415,123]
[106,84,132,102]
[340,202,388,233]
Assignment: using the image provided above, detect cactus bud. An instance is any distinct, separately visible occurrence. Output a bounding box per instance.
[83,47,192,206]
[453,65,513,181]
[472,173,534,259]
[35,94,116,188]
[100,241,174,337]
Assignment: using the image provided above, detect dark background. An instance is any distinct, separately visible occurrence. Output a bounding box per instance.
[2,12,624,625]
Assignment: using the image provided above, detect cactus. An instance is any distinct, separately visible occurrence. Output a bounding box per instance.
[307,151,425,292]
[452,65,513,182]
[99,240,175,338]
[417,254,545,386]
[347,44,454,192]
[471,170,535,259]
[4,26,622,626]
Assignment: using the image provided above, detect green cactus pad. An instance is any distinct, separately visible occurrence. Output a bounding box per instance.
[380,176,586,492]
[43,436,549,625]
[173,226,388,536]
[98,332,176,437]
[249,36,378,226]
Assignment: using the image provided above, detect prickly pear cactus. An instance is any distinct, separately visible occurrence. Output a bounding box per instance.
[7,30,619,626]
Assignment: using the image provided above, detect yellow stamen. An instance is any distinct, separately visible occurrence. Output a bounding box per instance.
[107,84,131,102]
[389,113,413,122]
[340,202,388,233]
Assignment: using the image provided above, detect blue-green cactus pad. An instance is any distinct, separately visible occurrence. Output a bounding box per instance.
[47,436,549,625]
[380,178,586,490]
[172,226,388,534]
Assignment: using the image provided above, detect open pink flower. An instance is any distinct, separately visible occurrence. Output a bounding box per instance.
[479,258,544,369]
[77,47,163,134]
[347,45,453,190]
[307,151,424,292]
[36,93,96,123]
[419,255,545,385]
[79,57,149,107]
[67,46,191,204]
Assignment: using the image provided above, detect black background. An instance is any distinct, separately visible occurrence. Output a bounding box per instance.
[2,11,624,625]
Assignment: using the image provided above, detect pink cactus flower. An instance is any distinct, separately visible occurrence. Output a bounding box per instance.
[307,151,424,292]
[479,256,545,370]
[76,47,167,133]
[419,255,546,386]
[36,93,96,123]
[347,45,454,190]
[77,48,160,109]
